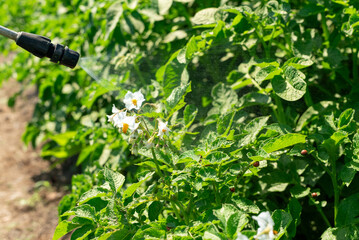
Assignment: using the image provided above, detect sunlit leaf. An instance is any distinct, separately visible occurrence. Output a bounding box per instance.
[271,66,307,101]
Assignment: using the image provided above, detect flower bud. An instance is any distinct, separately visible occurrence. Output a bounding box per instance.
[146,136,155,148]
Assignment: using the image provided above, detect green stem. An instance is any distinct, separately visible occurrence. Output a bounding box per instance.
[151,148,164,178]
[213,183,221,206]
[170,201,182,221]
[139,121,151,138]
[248,18,268,58]
[273,40,291,56]
[133,62,146,86]
[352,46,358,83]
[176,200,189,225]
[186,194,194,219]
[282,28,293,57]
[267,26,277,58]
[234,161,253,188]
[321,13,330,46]
[309,196,332,228]
[273,94,286,125]
[331,160,340,227]
[304,87,314,107]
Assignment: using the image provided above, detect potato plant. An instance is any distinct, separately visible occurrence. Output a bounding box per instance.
[1,0,359,239]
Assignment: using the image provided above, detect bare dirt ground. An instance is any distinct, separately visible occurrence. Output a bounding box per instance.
[0,56,64,240]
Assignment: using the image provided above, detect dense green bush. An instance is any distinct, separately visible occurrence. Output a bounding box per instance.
[2,0,359,239]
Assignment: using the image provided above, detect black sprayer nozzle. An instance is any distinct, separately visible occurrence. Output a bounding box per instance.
[15,32,80,69]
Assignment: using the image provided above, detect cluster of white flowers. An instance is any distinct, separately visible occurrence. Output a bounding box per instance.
[237,211,275,240]
[107,107,139,134]
[107,90,170,153]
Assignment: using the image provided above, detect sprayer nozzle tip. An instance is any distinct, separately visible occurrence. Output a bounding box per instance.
[60,46,80,69]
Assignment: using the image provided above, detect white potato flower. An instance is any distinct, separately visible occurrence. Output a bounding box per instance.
[123,90,145,110]
[252,211,275,240]
[119,115,140,134]
[107,105,126,128]
[157,120,170,139]
[236,233,249,240]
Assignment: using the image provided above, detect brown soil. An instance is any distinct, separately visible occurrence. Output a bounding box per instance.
[0,56,64,240]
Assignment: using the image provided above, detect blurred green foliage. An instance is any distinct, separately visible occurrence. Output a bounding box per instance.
[2,0,359,239]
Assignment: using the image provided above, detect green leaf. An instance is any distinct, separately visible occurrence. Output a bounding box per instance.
[132,222,166,240]
[62,205,97,224]
[255,65,281,84]
[165,82,191,117]
[158,0,173,15]
[217,111,236,136]
[77,143,102,166]
[321,225,359,239]
[238,116,270,147]
[81,83,110,109]
[48,131,77,146]
[156,50,188,98]
[105,2,124,40]
[232,198,260,214]
[213,204,248,238]
[203,226,227,240]
[41,145,81,159]
[272,66,307,101]
[78,187,109,205]
[296,101,335,131]
[283,57,313,69]
[105,228,133,240]
[286,198,302,238]
[337,193,359,227]
[298,3,324,17]
[104,168,125,194]
[272,210,292,239]
[290,185,310,199]
[198,167,219,182]
[237,92,271,109]
[337,108,354,130]
[70,225,93,240]
[262,133,306,153]
[184,104,198,128]
[148,201,163,221]
[340,162,356,187]
[210,83,238,115]
[259,171,291,192]
[185,36,198,60]
[123,172,154,199]
[322,130,348,159]
[192,8,218,25]
[53,221,79,240]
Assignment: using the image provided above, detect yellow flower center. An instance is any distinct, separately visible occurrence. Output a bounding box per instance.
[122,123,129,134]
[258,225,272,236]
[132,99,137,106]
[162,128,167,133]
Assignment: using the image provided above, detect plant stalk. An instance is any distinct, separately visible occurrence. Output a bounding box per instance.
[151,148,164,178]
[304,87,314,107]
[213,183,221,206]
[352,46,358,83]
[273,94,286,125]
[331,160,340,227]
[321,13,330,45]
[309,196,332,228]
[170,201,182,221]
